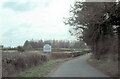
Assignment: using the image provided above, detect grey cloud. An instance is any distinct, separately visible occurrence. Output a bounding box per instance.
[2,1,38,12]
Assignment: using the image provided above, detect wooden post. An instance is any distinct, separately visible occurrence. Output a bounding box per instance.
[0,45,3,79]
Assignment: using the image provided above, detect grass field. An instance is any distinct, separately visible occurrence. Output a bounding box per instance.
[3,49,82,53]
[25,50,43,53]
[2,48,88,54]
[3,50,17,53]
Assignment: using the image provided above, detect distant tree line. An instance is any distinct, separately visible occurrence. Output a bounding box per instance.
[23,39,87,50]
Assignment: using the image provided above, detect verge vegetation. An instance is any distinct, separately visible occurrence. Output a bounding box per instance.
[17,58,72,77]
[2,51,89,77]
[87,57,118,77]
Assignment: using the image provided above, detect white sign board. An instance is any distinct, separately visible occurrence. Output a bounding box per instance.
[43,44,52,52]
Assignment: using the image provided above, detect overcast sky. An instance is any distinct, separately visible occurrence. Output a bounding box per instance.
[0,0,78,47]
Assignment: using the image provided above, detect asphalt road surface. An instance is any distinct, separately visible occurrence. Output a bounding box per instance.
[49,54,109,77]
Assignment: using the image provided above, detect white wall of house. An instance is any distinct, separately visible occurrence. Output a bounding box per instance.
[43,44,52,52]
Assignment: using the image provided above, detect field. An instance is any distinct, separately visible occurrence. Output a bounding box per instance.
[3,50,17,53]
[2,48,86,53]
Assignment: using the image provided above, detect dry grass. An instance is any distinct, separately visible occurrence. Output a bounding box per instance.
[87,58,118,77]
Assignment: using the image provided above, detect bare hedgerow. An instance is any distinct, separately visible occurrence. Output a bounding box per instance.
[2,52,48,77]
[2,51,88,77]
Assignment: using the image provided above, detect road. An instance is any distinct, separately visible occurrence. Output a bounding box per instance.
[49,54,109,77]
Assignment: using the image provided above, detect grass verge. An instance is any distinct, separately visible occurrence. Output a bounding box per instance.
[17,53,90,77]
[17,58,73,77]
[87,58,118,77]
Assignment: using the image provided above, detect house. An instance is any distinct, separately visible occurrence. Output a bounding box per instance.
[43,44,52,53]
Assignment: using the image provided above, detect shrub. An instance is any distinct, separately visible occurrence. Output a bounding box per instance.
[48,52,86,59]
[17,46,25,52]
[2,52,48,77]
